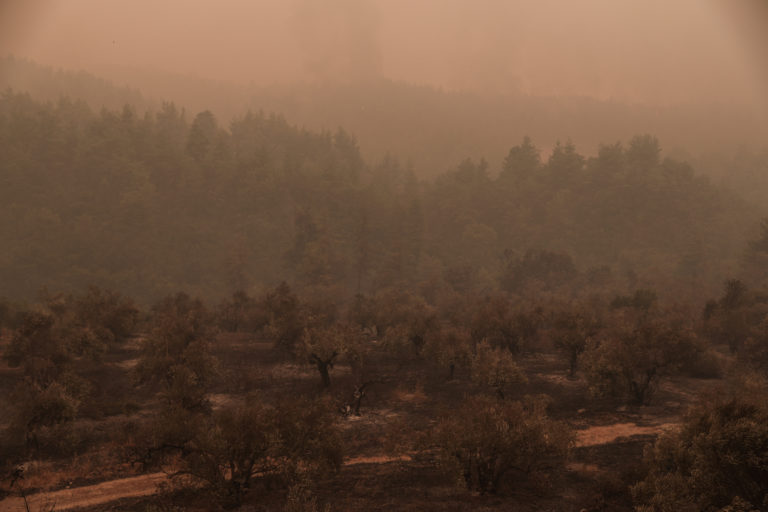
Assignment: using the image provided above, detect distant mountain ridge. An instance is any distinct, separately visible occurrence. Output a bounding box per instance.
[0,56,150,112]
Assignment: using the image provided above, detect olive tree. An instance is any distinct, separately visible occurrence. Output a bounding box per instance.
[6,380,82,456]
[374,290,438,357]
[470,295,542,354]
[262,282,307,355]
[3,288,138,456]
[703,280,768,367]
[215,290,267,333]
[470,340,526,399]
[549,305,601,376]
[43,286,138,358]
[4,312,71,386]
[632,396,768,511]
[136,293,218,411]
[703,280,756,354]
[431,394,572,494]
[141,395,342,508]
[297,324,359,389]
[582,312,701,404]
[3,311,90,454]
[581,310,700,405]
[742,315,768,374]
[423,325,473,380]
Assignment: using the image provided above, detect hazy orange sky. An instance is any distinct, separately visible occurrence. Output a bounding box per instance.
[1,0,767,110]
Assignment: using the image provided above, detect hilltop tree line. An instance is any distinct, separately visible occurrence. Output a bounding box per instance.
[4,56,767,185]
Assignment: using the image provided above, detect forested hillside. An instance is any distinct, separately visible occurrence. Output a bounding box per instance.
[0,91,758,303]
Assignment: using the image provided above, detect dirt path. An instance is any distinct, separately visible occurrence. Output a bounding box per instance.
[0,473,167,512]
[575,421,679,447]
[0,422,677,511]
[0,454,417,512]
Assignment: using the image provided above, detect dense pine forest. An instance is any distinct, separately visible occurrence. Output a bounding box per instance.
[1,57,768,511]
[0,88,764,303]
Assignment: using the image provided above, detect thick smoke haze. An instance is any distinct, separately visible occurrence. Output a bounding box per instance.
[1,0,766,110]
[294,0,382,82]
[3,5,768,512]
